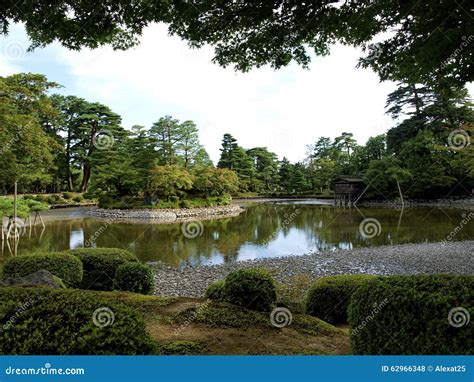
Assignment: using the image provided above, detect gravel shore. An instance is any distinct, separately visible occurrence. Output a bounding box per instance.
[151,240,474,297]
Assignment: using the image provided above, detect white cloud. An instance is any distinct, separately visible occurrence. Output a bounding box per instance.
[5,23,473,164]
[56,24,399,163]
[0,37,29,75]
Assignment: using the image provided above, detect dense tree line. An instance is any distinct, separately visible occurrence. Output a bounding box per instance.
[1,73,472,203]
[1,1,471,87]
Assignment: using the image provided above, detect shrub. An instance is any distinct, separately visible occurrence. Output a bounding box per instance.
[0,287,156,355]
[179,200,192,209]
[114,263,154,294]
[223,269,276,312]
[73,195,84,203]
[65,248,138,291]
[46,196,57,204]
[305,274,378,324]
[3,253,83,287]
[25,199,50,212]
[62,192,73,200]
[34,195,49,203]
[348,274,474,355]
[205,280,226,300]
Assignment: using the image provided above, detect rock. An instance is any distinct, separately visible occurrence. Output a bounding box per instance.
[87,204,244,223]
[0,270,66,289]
[149,240,474,298]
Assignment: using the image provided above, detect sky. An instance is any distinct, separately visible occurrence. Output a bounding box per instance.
[1,23,472,164]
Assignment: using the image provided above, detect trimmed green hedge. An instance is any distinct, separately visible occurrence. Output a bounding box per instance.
[305,274,378,324]
[65,248,138,291]
[114,263,154,294]
[223,269,277,312]
[348,274,474,355]
[205,280,226,300]
[2,253,83,288]
[0,287,156,355]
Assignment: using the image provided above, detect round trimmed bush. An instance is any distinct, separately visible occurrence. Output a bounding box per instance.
[114,263,154,294]
[0,287,156,355]
[2,253,83,288]
[348,274,474,355]
[223,269,276,312]
[205,280,225,300]
[305,274,378,324]
[65,248,138,291]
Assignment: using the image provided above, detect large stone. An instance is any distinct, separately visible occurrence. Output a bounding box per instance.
[0,269,66,289]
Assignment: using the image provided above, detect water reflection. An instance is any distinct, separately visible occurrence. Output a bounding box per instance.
[4,203,473,267]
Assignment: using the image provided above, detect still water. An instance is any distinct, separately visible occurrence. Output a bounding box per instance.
[3,201,473,267]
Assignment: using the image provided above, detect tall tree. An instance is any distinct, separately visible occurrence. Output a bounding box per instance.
[50,95,89,191]
[177,120,203,169]
[246,147,279,192]
[75,103,123,192]
[0,74,59,193]
[149,116,182,165]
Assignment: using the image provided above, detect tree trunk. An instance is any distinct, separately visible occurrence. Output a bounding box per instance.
[66,128,73,191]
[79,121,97,193]
[79,164,91,192]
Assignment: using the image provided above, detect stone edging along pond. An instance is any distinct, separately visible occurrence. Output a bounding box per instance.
[87,204,244,223]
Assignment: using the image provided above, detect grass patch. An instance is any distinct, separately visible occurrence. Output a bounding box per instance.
[95,291,175,317]
[171,301,269,328]
[156,340,207,355]
[291,314,345,337]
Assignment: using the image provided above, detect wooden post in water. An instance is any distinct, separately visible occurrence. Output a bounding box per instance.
[13,180,17,256]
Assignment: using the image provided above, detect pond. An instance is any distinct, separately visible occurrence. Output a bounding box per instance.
[2,200,473,267]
